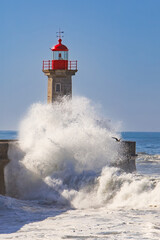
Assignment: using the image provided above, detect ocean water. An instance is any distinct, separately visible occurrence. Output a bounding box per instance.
[0,130,17,140]
[0,97,160,240]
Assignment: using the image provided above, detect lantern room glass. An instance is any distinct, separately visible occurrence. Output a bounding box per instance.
[53,51,68,60]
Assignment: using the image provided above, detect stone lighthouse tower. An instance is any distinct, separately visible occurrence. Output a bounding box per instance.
[42,31,77,103]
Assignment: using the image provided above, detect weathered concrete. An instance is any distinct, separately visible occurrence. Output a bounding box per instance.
[0,140,16,195]
[43,69,77,103]
[115,141,137,172]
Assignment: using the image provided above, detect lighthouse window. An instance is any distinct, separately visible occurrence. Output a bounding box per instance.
[64,52,68,60]
[55,83,61,92]
[53,51,68,60]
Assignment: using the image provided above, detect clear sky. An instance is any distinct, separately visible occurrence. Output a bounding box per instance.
[0,0,160,131]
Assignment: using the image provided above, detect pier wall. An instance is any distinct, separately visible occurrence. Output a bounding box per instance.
[0,141,10,195]
[116,141,137,172]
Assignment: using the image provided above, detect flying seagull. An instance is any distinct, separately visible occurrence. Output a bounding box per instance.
[112,137,121,142]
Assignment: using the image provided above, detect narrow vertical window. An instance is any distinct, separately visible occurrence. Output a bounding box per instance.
[55,83,61,92]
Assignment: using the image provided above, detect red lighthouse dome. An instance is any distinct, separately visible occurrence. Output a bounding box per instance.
[51,38,68,51]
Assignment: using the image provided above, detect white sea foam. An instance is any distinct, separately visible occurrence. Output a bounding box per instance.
[4,96,160,210]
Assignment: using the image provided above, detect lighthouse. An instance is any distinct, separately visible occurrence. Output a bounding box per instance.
[42,31,77,103]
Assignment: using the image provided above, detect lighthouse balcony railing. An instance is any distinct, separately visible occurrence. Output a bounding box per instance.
[43,60,77,71]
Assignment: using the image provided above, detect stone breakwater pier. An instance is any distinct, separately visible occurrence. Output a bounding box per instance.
[0,140,137,196]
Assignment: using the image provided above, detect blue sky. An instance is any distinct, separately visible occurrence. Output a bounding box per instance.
[0,0,160,131]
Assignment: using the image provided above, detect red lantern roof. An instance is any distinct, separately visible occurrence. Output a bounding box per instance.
[51,38,68,51]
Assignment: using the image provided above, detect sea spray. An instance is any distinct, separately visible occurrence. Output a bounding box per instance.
[18,96,120,175]
[4,96,160,209]
[5,96,119,199]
